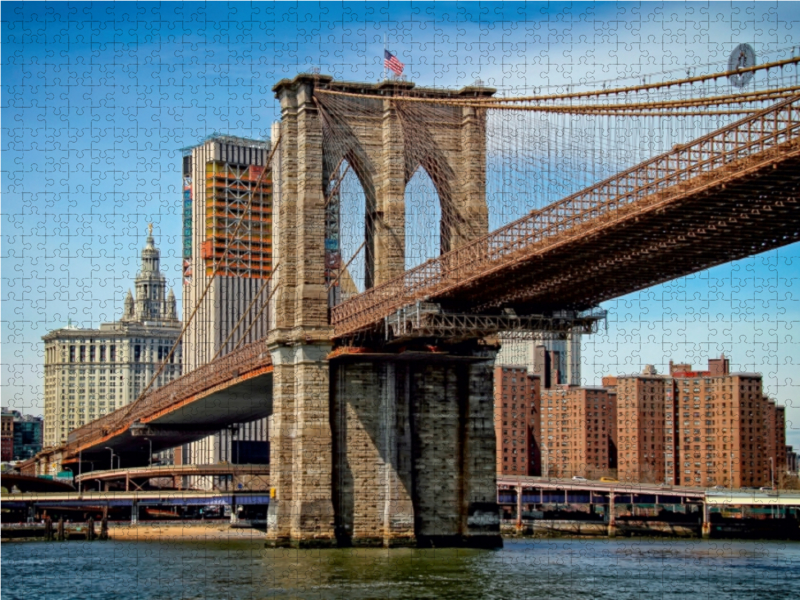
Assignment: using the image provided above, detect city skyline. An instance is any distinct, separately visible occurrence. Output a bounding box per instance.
[2,1,798,449]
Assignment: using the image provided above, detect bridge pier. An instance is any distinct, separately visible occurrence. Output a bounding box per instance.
[330,344,502,548]
[701,502,711,539]
[608,493,617,538]
[266,343,337,548]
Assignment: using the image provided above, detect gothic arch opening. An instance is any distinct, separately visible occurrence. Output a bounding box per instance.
[404,165,443,271]
[327,158,374,304]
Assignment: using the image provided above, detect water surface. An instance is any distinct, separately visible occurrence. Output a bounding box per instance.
[3,538,799,599]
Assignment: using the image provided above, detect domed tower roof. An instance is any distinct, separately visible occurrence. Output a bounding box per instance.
[140,223,160,269]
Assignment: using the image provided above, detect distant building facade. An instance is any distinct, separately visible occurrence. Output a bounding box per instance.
[12,413,43,460]
[494,366,541,476]
[787,446,798,475]
[496,334,582,386]
[1,409,14,461]
[42,230,182,447]
[540,386,617,479]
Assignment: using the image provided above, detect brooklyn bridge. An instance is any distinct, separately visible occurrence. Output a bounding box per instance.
[36,56,800,548]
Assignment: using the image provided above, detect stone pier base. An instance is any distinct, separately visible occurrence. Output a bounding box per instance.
[331,343,502,549]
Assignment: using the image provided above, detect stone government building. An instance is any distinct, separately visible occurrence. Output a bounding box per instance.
[42,228,182,447]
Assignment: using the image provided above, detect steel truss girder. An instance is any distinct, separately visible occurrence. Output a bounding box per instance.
[384,302,606,342]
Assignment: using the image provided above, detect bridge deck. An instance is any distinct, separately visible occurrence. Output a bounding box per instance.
[75,463,270,483]
[63,341,273,461]
[333,96,800,339]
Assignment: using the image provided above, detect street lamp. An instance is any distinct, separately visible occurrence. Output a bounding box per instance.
[105,447,115,470]
[143,437,152,467]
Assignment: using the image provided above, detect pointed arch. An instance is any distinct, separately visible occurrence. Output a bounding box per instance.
[404,165,442,271]
[395,101,469,254]
[318,99,381,294]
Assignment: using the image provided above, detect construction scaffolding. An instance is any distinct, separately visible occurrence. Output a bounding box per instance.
[203,160,273,279]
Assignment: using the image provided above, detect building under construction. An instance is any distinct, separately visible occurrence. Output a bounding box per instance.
[180,135,273,481]
[182,135,273,370]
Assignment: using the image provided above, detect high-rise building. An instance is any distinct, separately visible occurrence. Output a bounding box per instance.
[615,369,669,484]
[12,413,43,460]
[540,386,617,479]
[182,135,273,370]
[613,357,787,488]
[42,230,182,447]
[179,135,273,480]
[495,333,582,386]
[494,366,541,476]
[669,359,775,488]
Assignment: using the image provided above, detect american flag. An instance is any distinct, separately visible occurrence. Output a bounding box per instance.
[384,49,404,76]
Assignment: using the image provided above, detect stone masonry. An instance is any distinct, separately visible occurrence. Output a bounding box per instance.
[331,347,501,548]
[268,74,499,547]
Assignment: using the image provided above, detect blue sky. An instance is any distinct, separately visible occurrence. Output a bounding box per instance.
[2,1,799,447]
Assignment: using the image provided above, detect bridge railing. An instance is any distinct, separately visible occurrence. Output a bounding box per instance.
[66,339,272,453]
[332,96,800,337]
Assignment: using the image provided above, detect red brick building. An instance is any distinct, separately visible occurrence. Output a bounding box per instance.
[1,410,14,462]
[494,366,541,476]
[612,357,788,488]
[540,386,617,479]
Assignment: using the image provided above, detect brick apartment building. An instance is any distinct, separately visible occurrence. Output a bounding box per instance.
[494,351,787,488]
[494,366,541,476]
[494,353,616,480]
[669,357,782,488]
[615,368,669,484]
[540,386,617,479]
[613,356,787,488]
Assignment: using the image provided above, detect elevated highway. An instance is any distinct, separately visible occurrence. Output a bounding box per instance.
[75,463,270,491]
[497,476,800,507]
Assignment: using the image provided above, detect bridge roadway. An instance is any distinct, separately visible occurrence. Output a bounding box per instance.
[75,463,270,491]
[60,341,273,466]
[496,476,800,507]
[332,96,800,339]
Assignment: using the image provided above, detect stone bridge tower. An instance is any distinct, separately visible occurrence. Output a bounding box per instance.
[267,74,500,548]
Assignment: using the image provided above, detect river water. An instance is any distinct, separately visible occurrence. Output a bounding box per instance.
[2,538,799,600]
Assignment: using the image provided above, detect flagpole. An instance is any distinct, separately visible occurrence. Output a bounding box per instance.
[383,33,387,80]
